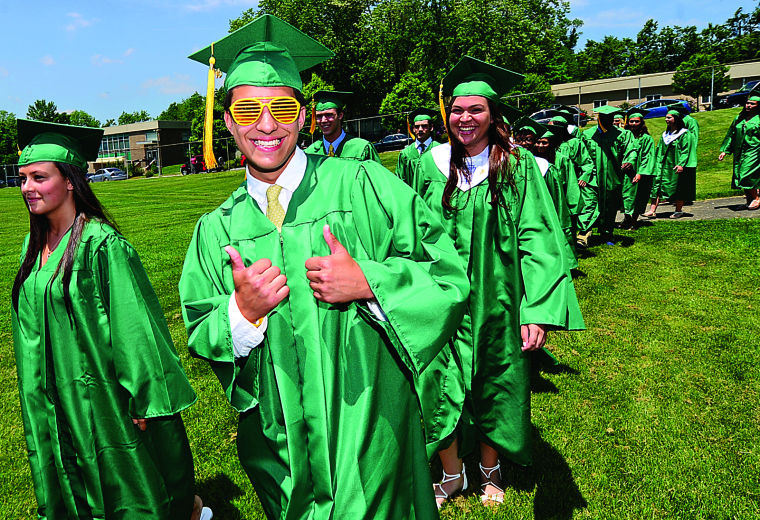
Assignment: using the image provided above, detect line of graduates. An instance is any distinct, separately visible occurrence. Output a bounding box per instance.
[11,14,588,520]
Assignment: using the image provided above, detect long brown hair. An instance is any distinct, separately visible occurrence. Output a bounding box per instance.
[442,98,518,211]
[12,162,118,319]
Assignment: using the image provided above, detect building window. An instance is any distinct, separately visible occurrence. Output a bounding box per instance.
[593,100,608,108]
[702,94,711,103]
[646,94,662,101]
[99,134,131,159]
[145,130,158,142]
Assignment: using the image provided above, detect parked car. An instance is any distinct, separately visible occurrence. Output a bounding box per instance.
[714,80,760,109]
[373,133,413,153]
[631,99,691,119]
[530,104,588,126]
[87,168,127,182]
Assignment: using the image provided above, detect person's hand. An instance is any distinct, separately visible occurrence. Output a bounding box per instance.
[578,179,588,187]
[226,246,289,322]
[521,324,547,351]
[621,162,633,173]
[632,174,641,184]
[718,152,726,161]
[305,225,374,303]
[132,418,148,431]
[674,165,684,174]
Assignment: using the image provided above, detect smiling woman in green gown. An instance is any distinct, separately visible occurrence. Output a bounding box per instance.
[719,89,760,209]
[11,120,205,519]
[409,56,583,509]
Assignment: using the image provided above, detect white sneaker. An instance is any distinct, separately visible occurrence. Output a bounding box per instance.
[200,507,213,520]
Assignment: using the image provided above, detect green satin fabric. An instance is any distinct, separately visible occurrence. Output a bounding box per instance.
[544,159,578,270]
[683,115,700,168]
[580,126,637,235]
[558,137,594,187]
[11,221,197,519]
[395,141,440,187]
[622,133,656,215]
[412,146,584,465]
[179,155,469,519]
[652,132,697,202]
[304,135,382,163]
[720,114,760,190]
[558,137,596,233]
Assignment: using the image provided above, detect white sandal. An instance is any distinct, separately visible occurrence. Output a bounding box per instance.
[433,465,468,509]
[479,462,505,505]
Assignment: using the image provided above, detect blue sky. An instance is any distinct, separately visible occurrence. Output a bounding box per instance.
[0,0,756,123]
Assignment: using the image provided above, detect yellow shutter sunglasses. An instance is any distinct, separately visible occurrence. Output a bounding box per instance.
[229,96,302,126]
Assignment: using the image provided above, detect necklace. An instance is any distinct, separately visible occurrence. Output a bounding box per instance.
[42,225,73,263]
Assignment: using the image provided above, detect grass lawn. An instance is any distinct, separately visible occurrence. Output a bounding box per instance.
[1,137,757,518]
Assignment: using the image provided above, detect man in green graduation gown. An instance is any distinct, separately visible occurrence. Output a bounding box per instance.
[304,90,381,162]
[578,106,637,245]
[395,107,440,186]
[180,15,469,520]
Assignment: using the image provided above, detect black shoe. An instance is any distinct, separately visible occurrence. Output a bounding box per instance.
[619,214,633,230]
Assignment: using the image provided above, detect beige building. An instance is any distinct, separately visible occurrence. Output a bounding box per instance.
[550,60,760,113]
[96,120,191,171]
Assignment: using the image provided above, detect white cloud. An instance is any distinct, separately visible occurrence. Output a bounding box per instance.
[92,54,123,66]
[66,12,95,32]
[41,55,55,66]
[124,48,135,57]
[142,74,196,95]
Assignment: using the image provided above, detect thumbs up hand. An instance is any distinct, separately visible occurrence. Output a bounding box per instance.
[305,225,374,303]
[225,246,289,322]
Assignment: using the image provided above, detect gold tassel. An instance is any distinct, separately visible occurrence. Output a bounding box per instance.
[439,81,450,144]
[407,115,412,138]
[309,99,316,134]
[203,44,219,170]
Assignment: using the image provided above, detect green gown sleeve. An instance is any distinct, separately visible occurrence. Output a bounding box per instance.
[676,132,693,167]
[637,134,656,176]
[362,142,382,163]
[95,234,197,418]
[570,137,596,186]
[515,154,584,330]
[720,116,739,154]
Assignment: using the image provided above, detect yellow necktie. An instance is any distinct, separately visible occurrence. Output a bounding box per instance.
[328,143,335,156]
[266,184,285,231]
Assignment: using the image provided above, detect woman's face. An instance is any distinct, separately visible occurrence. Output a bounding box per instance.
[19,162,74,216]
[665,114,675,128]
[450,96,492,154]
[534,138,551,156]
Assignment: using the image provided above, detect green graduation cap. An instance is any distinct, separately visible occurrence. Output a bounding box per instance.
[17,119,103,171]
[409,108,437,123]
[514,116,544,135]
[593,105,625,116]
[547,111,572,126]
[749,83,760,102]
[498,102,523,125]
[314,91,352,112]
[538,123,565,141]
[626,107,649,119]
[188,14,334,91]
[665,102,690,118]
[441,56,523,102]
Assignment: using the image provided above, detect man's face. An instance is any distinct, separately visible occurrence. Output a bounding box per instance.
[628,117,642,131]
[413,120,432,141]
[534,138,550,156]
[746,99,759,112]
[316,108,343,140]
[224,85,306,182]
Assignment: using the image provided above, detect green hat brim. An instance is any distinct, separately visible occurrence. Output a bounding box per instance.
[189,14,333,91]
[409,108,437,123]
[442,56,523,102]
[17,119,103,171]
[594,105,625,116]
[314,90,352,112]
[665,103,690,117]
[499,102,523,125]
[514,116,544,135]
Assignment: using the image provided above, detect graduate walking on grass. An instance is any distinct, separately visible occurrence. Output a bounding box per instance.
[11,120,209,520]
[406,56,583,509]
[180,15,469,520]
[646,108,697,219]
[620,108,656,228]
[395,107,440,187]
[304,90,381,161]
[718,88,760,209]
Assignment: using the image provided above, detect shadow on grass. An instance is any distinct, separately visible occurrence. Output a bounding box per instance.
[530,360,579,394]
[501,427,588,520]
[196,473,245,519]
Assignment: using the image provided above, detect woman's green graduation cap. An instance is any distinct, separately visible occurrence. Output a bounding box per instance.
[665,102,690,118]
[513,116,544,135]
[17,119,103,171]
[626,107,650,120]
[498,102,523,126]
[440,56,523,101]
[539,123,565,142]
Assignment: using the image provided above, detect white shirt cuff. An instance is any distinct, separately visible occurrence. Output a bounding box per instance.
[366,299,388,322]
[228,291,267,358]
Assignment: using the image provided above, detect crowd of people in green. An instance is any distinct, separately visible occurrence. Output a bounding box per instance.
[9,12,760,520]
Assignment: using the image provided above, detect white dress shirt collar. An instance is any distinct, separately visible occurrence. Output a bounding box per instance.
[323,130,347,153]
[246,147,307,214]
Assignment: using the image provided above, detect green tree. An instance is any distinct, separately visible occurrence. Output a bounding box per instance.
[379,71,437,131]
[26,99,69,123]
[672,53,730,105]
[0,111,18,165]
[504,73,554,114]
[576,36,637,79]
[117,110,151,126]
[68,110,101,128]
[159,92,205,121]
